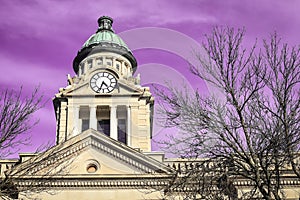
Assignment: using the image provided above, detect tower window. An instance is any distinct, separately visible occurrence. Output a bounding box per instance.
[79,106,90,132]
[118,119,127,144]
[115,60,121,71]
[106,58,112,66]
[96,106,110,136]
[87,60,93,69]
[82,119,89,131]
[96,57,103,65]
[80,63,85,75]
[98,119,110,136]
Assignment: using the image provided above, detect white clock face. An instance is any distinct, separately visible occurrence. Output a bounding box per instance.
[90,72,117,93]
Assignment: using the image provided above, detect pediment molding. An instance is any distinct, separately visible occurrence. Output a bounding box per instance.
[9,129,174,177]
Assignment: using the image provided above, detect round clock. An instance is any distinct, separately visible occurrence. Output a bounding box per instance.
[90,72,117,93]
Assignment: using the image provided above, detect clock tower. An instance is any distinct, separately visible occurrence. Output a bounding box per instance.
[53,16,154,152]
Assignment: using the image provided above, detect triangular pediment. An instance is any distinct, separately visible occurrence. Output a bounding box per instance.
[59,78,144,97]
[9,129,173,178]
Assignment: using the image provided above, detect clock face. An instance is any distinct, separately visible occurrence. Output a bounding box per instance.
[90,72,117,93]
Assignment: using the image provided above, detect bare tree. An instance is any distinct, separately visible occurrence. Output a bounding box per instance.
[0,87,44,198]
[0,141,76,199]
[0,87,43,158]
[163,159,238,200]
[157,27,300,199]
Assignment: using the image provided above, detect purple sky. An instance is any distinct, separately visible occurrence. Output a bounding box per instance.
[1,0,300,157]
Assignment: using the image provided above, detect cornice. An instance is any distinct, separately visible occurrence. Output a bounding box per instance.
[14,175,172,189]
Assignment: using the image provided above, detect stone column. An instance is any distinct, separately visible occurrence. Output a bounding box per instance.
[89,105,97,130]
[110,105,118,140]
[126,105,131,146]
[112,58,116,69]
[130,106,139,148]
[78,66,82,76]
[102,57,106,66]
[91,58,95,69]
[73,105,80,136]
[118,60,123,73]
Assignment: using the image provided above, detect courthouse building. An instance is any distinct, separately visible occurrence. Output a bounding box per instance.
[1,16,300,199]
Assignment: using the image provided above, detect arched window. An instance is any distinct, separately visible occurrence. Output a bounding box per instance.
[87,59,93,69]
[79,106,90,131]
[80,63,85,75]
[96,57,103,65]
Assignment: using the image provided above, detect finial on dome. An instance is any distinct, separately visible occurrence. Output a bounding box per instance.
[97,16,114,33]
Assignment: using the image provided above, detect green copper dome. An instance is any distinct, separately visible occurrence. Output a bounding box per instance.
[73,16,137,74]
[81,30,130,52]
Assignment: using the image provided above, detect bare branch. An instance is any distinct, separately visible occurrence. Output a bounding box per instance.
[0,87,43,158]
[157,27,300,199]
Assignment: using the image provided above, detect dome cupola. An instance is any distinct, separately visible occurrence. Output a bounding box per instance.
[73,16,137,75]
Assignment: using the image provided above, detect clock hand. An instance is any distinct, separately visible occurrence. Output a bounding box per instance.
[100,81,108,88]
